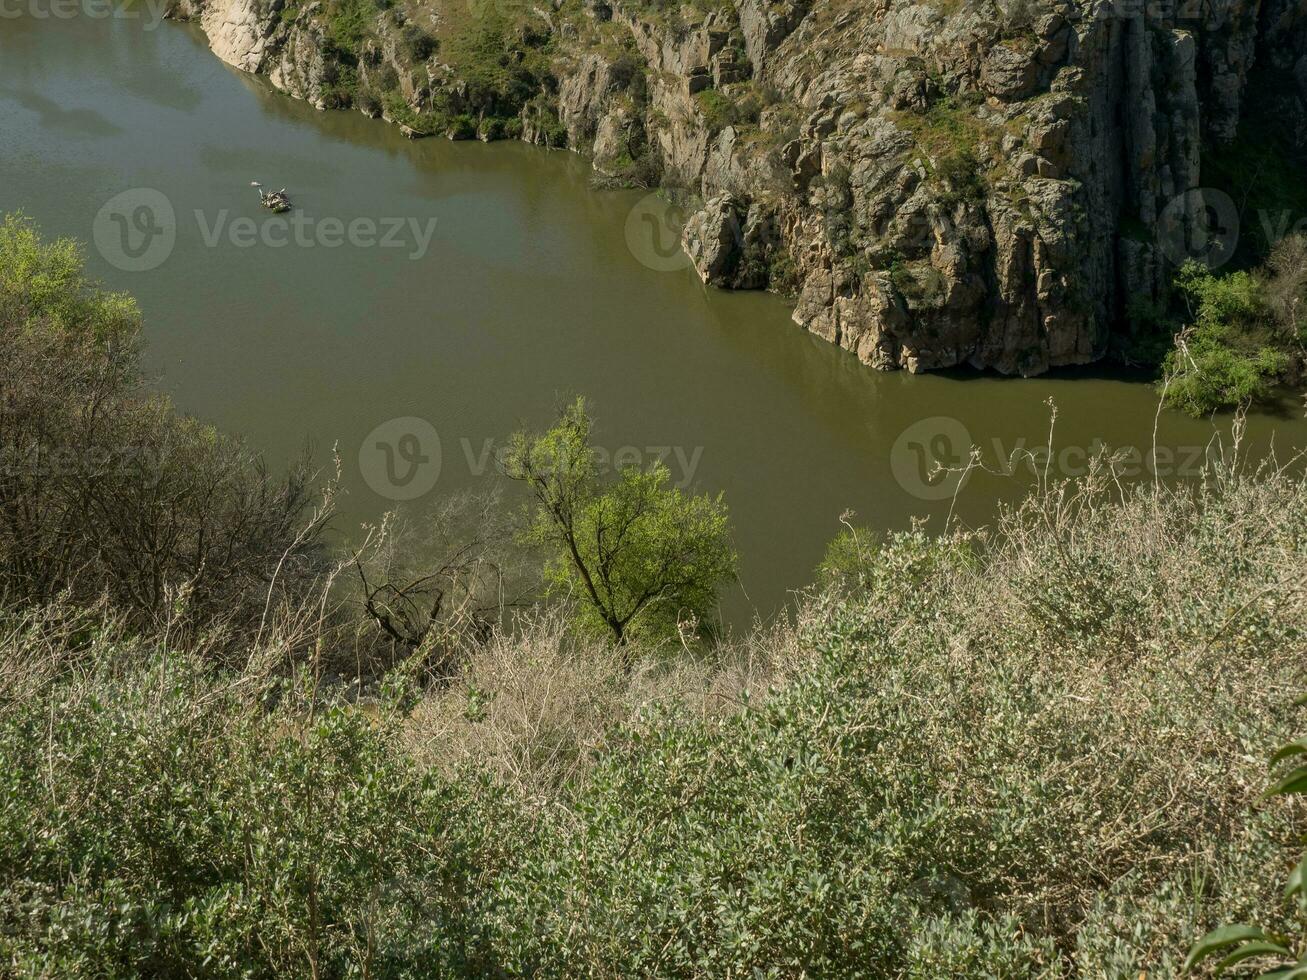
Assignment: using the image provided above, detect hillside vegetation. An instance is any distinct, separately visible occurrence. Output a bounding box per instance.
[1,220,1306,976]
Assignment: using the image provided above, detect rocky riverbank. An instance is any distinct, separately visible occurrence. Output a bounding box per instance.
[170,0,1307,375]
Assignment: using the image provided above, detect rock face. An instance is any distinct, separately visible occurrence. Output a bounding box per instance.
[682,193,777,289]
[173,0,1307,376]
[171,0,327,102]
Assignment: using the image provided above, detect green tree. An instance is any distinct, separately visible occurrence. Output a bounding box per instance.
[0,214,325,642]
[1162,261,1290,416]
[501,398,736,646]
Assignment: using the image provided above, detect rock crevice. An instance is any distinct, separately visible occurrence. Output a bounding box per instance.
[172,0,1307,375]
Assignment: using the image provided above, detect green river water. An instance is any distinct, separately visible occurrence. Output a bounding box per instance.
[4,16,1306,627]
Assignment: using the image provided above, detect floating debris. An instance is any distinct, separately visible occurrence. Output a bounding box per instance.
[251,181,292,213]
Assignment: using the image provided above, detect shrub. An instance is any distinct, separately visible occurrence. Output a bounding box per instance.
[0,623,523,976]
[447,114,478,140]
[893,92,992,206]
[0,216,326,642]
[442,11,553,122]
[1185,700,1307,975]
[324,0,377,56]
[489,454,1307,974]
[0,444,1304,975]
[399,22,437,62]
[1162,261,1290,415]
[355,89,382,116]
[521,95,567,147]
[694,86,764,134]
[766,246,802,296]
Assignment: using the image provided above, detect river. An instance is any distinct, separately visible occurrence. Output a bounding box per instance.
[3,15,1305,627]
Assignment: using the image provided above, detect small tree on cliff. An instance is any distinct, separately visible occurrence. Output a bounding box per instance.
[501,398,736,647]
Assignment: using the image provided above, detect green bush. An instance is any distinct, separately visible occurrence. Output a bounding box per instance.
[0,625,524,977]
[399,22,436,62]
[894,92,991,206]
[442,12,553,122]
[447,114,478,140]
[694,86,764,135]
[1,452,1304,975]
[1184,700,1307,976]
[1162,262,1290,415]
[0,216,323,642]
[324,0,378,56]
[493,460,1306,974]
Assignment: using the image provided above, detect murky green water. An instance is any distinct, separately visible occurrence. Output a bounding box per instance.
[3,17,1305,627]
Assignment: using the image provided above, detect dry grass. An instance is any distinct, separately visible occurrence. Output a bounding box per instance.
[400,605,810,804]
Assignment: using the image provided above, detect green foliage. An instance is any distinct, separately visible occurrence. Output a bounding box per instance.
[817,523,972,595]
[1162,262,1290,415]
[933,146,985,207]
[324,0,378,59]
[1185,699,1307,977]
[522,95,567,148]
[1164,336,1287,417]
[894,93,991,207]
[1,450,1305,974]
[819,164,857,257]
[448,114,478,140]
[0,213,138,344]
[494,462,1307,974]
[0,639,521,976]
[609,51,649,107]
[694,85,765,135]
[382,89,441,135]
[0,216,323,641]
[765,245,801,297]
[442,12,553,122]
[399,22,436,62]
[502,398,736,645]
[817,522,882,590]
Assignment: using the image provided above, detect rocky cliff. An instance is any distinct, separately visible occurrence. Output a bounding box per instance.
[170,0,1307,375]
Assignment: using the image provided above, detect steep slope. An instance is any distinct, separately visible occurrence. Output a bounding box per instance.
[169,0,1307,374]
